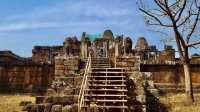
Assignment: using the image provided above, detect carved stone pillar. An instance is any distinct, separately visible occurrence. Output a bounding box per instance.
[81,32,89,58]
[115,42,119,57]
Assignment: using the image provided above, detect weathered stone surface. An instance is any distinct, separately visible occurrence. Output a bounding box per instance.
[135,37,148,51]
[43,103,52,112]
[103,29,114,39]
[55,56,80,76]
[44,96,54,103]
[116,56,146,112]
[51,105,62,112]
[24,104,45,112]
[62,105,72,112]
[19,101,32,106]
[125,37,132,54]
[46,89,57,96]
[0,51,54,93]
[36,96,45,104]
[32,46,64,64]
[44,96,74,105]
[71,104,78,112]
[63,37,80,56]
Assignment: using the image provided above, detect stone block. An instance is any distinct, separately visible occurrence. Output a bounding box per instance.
[36,96,45,104]
[51,105,62,112]
[136,95,146,104]
[22,103,34,111]
[63,88,73,95]
[71,104,78,112]
[62,105,72,112]
[73,95,78,103]
[37,104,46,112]
[44,103,52,112]
[58,96,74,105]
[44,96,54,103]
[46,89,56,96]
[19,101,32,106]
[24,104,45,112]
[45,95,74,105]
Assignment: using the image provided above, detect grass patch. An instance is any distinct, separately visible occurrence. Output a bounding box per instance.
[160,93,200,112]
[0,93,200,112]
[0,94,35,112]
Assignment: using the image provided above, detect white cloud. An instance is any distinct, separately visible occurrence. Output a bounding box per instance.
[0,18,131,32]
[0,0,137,32]
[0,22,58,31]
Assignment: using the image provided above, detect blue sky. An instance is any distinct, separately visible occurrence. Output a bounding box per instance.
[0,0,198,57]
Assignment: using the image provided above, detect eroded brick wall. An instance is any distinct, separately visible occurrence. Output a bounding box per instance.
[32,46,64,64]
[141,64,200,92]
[55,56,80,76]
[0,63,54,93]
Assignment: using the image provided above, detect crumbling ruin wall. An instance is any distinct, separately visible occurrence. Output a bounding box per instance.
[63,37,81,56]
[32,46,64,64]
[0,51,54,93]
[53,55,82,95]
[31,56,83,112]
[54,56,80,76]
[0,63,54,93]
[115,57,146,112]
[140,64,200,92]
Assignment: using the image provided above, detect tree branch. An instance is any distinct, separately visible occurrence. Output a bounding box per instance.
[187,40,200,47]
[175,0,187,22]
[177,12,192,27]
[162,0,187,49]
[169,0,181,8]
[154,0,168,12]
[186,5,200,43]
[139,8,172,27]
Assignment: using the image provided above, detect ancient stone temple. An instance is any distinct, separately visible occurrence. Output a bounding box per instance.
[0,29,200,112]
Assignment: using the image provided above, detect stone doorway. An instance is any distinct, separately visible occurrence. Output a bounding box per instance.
[93,41,108,58]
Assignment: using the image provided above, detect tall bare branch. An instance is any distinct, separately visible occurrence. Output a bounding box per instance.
[139,8,172,27]
[186,7,200,43]
[187,40,200,47]
[175,0,187,22]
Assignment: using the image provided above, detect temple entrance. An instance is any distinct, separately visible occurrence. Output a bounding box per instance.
[92,41,108,58]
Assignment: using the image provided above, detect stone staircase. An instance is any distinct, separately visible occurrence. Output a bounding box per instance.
[81,58,128,112]
[22,57,147,112]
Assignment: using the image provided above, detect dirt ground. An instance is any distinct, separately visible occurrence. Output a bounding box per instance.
[0,94,35,112]
[160,93,200,112]
[0,93,200,112]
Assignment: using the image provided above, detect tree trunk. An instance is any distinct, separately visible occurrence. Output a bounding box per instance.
[183,63,194,102]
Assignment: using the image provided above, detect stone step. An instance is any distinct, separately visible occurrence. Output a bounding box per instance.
[91,60,109,62]
[91,65,111,67]
[91,66,112,68]
[91,68,125,70]
[91,60,109,63]
[91,63,110,65]
[88,80,126,82]
[84,94,127,97]
[91,57,109,59]
[82,105,128,109]
[84,99,127,102]
[90,71,126,74]
[85,89,127,92]
[88,84,126,87]
[88,76,126,78]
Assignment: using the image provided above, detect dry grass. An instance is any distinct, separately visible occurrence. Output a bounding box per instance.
[0,94,35,112]
[0,93,200,112]
[160,93,200,112]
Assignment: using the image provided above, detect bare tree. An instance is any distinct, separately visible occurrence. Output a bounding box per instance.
[137,0,200,102]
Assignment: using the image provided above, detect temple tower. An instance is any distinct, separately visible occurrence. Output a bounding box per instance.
[81,32,90,58]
